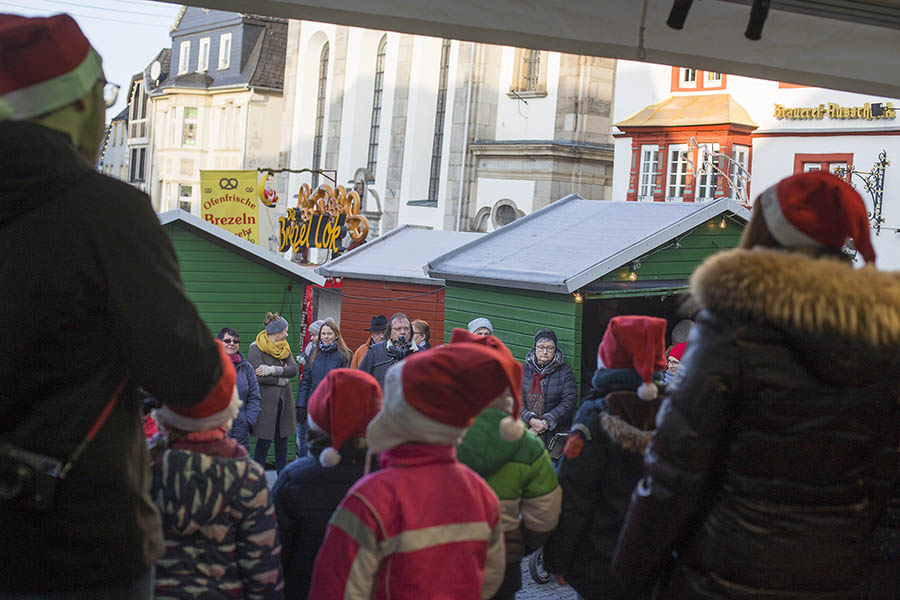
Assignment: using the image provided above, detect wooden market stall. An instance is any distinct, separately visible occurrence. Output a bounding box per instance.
[159,209,325,460]
[427,196,750,392]
[315,225,482,349]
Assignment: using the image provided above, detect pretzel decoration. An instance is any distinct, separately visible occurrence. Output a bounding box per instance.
[295,182,370,243]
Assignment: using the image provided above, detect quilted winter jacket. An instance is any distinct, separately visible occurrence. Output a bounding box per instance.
[544,369,661,600]
[521,349,578,442]
[150,437,283,599]
[272,444,372,600]
[612,249,900,599]
[296,346,350,408]
[457,407,562,564]
[309,444,506,600]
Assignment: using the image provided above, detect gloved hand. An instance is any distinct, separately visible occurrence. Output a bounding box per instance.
[257,364,276,377]
[296,406,307,424]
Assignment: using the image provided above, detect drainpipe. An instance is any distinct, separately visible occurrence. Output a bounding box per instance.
[454,42,475,232]
[242,87,255,168]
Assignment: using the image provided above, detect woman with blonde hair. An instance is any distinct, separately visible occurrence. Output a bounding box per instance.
[295,320,352,457]
[248,312,297,473]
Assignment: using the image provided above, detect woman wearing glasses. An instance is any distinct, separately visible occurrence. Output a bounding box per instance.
[521,328,577,446]
[217,327,261,451]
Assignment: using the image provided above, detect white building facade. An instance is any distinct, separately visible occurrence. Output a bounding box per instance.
[279,23,617,234]
[142,8,288,249]
[611,61,900,268]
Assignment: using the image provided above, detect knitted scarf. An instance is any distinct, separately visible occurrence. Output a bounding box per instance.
[529,371,549,395]
[228,351,243,366]
[255,330,291,360]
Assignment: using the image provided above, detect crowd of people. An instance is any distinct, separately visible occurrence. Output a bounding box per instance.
[3,13,900,600]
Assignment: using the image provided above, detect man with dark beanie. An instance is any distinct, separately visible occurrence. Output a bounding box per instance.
[0,14,235,598]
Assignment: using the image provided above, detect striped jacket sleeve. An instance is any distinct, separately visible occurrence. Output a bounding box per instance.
[309,492,382,600]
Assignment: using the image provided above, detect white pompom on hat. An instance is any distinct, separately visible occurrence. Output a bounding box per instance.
[597,316,668,400]
[307,369,382,467]
[366,329,524,454]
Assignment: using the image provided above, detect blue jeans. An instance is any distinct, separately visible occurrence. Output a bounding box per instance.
[296,419,309,459]
[253,401,287,472]
[0,567,153,600]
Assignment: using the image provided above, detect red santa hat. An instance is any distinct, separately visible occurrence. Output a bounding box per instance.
[307,369,383,467]
[758,171,875,263]
[366,329,524,454]
[597,316,667,401]
[0,14,103,121]
[156,341,240,431]
[668,342,687,362]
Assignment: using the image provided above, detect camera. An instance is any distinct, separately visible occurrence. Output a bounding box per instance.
[0,442,64,510]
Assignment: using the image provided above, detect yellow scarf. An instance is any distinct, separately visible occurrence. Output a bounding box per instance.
[255,330,292,360]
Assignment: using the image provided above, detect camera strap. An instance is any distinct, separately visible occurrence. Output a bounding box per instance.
[57,379,127,479]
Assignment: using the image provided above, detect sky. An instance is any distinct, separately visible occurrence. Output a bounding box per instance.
[3,0,183,119]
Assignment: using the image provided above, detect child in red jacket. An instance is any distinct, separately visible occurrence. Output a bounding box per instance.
[309,330,526,600]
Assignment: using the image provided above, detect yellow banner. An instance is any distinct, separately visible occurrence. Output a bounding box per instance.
[200,170,260,245]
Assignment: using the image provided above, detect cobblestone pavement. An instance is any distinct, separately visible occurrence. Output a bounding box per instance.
[516,557,578,600]
[266,469,578,599]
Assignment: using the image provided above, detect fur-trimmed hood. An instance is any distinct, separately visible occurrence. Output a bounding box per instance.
[692,248,900,384]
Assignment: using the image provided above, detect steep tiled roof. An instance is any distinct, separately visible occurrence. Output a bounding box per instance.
[248,19,287,91]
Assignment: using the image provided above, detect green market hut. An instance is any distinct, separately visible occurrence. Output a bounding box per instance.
[427,195,750,392]
[159,209,324,459]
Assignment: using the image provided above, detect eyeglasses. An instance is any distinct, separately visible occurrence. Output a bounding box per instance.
[535,345,556,353]
[223,338,239,344]
[102,81,120,108]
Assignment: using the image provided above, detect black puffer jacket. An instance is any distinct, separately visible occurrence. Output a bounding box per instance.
[521,348,577,444]
[272,444,372,599]
[612,248,900,599]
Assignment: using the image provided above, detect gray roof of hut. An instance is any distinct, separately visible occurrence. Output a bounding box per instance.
[158,209,324,285]
[427,196,750,294]
[316,225,483,286]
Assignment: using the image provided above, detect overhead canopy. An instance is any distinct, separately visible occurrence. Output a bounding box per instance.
[427,196,751,294]
[615,94,757,129]
[316,225,483,286]
[162,0,900,97]
[159,209,325,285]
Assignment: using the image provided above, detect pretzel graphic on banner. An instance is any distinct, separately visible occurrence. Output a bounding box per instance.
[296,183,370,242]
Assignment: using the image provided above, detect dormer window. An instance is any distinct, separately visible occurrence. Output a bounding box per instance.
[671,66,726,91]
[218,33,232,70]
[198,37,210,72]
[178,41,190,75]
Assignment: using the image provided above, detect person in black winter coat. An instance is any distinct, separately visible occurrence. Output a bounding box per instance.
[296,321,351,458]
[0,15,234,596]
[612,172,900,599]
[273,369,382,600]
[521,328,577,446]
[544,316,669,600]
[358,312,418,387]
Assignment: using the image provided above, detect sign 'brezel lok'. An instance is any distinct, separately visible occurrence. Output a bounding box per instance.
[773,101,896,121]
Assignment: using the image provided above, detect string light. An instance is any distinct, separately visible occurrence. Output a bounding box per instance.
[628,259,641,281]
[719,215,727,229]
[572,291,584,303]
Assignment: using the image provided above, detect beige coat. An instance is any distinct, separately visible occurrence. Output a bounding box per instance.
[247,342,298,440]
